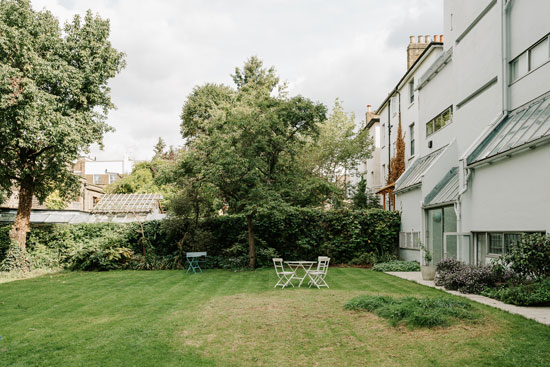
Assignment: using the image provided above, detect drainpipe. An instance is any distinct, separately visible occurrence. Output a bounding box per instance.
[387,98,392,210]
[502,0,513,114]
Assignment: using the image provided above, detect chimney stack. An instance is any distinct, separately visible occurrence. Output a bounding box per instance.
[407,35,430,70]
[365,104,378,127]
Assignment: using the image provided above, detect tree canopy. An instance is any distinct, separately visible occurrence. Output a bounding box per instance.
[298,99,373,191]
[178,56,327,267]
[0,0,125,270]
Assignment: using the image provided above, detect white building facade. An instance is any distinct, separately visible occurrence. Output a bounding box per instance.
[365,0,550,265]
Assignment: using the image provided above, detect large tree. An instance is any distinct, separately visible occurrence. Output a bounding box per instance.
[180,56,326,268]
[0,0,125,270]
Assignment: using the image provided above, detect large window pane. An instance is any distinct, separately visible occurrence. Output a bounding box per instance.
[477,233,488,265]
[511,53,528,81]
[426,121,433,136]
[530,38,549,70]
[489,233,503,254]
[504,233,521,253]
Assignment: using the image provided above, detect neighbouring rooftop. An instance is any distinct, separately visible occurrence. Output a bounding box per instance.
[91,193,163,214]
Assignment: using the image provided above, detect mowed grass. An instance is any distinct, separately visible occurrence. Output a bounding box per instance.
[1,269,549,367]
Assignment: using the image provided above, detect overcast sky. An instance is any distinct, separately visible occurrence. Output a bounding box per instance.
[33,0,442,161]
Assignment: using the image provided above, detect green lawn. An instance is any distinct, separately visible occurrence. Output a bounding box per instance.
[1,269,549,367]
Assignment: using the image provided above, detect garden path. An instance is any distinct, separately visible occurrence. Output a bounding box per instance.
[386,271,550,326]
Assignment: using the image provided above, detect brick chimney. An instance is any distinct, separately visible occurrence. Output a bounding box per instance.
[407,35,429,70]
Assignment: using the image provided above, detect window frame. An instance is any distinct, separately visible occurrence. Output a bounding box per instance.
[425,106,453,137]
[408,79,415,104]
[93,174,101,185]
[509,33,550,83]
[409,123,415,157]
[108,173,117,184]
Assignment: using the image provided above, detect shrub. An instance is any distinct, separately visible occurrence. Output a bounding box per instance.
[344,295,479,328]
[482,278,550,306]
[349,252,378,266]
[0,208,400,271]
[372,260,420,272]
[501,233,550,280]
[435,258,508,294]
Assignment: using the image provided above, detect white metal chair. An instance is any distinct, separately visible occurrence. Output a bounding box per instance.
[307,256,330,288]
[273,258,295,288]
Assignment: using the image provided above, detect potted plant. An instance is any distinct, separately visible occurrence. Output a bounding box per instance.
[419,242,435,280]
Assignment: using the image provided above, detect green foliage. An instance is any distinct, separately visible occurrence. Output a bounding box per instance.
[44,190,68,210]
[372,260,420,272]
[106,160,173,195]
[482,278,550,306]
[0,242,30,272]
[501,233,550,280]
[351,177,382,210]
[298,99,373,187]
[344,295,479,328]
[0,0,125,202]
[0,208,400,271]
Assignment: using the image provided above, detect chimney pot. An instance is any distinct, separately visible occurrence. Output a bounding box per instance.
[367,104,372,112]
[409,36,415,44]
[440,34,444,43]
[417,35,423,43]
[425,35,431,43]
[433,34,438,42]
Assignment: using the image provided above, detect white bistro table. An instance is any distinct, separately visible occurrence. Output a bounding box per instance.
[284,260,316,287]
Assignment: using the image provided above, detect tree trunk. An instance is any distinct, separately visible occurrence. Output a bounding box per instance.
[246,214,255,268]
[8,177,34,272]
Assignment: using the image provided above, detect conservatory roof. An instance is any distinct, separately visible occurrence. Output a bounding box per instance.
[395,146,446,192]
[423,167,459,207]
[467,92,550,165]
[91,193,163,214]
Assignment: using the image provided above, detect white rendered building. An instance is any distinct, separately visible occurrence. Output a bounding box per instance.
[365,0,550,265]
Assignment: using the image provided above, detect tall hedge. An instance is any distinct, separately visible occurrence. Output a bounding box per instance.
[0,208,400,270]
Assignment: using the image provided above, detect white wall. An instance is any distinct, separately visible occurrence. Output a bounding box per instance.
[461,144,550,232]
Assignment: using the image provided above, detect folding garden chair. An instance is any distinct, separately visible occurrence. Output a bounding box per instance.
[306,256,330,288]
[273,258,295,288]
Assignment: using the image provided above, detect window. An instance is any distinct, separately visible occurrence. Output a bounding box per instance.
[400,231,420,249]
[510,34,550,82]
[381,123,386,147]
[408,80,414,104]
[93,174,101,185]
[109,174,117,184]
[478,232,532,257]
[426,106,453,137]
[390,97,397,114]
[382,164,386,179]
[409,123,415,156]
[530,37,549,70]
[489,233,503,254]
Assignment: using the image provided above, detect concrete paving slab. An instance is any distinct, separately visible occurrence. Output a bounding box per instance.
[386,271,550,326]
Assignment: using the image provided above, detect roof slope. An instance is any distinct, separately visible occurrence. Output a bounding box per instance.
[395,146,446,192]
[424,167,459,207]
[92,193,163,213]
[467,92,550,165]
